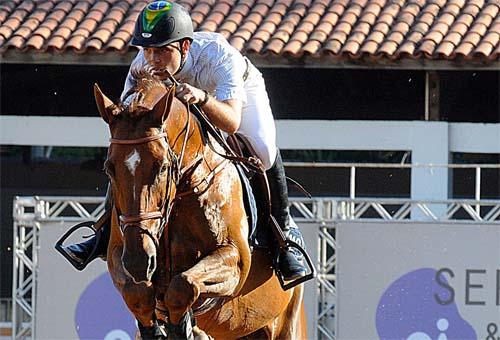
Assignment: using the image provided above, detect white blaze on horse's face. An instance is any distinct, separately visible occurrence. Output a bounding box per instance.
[125,149,141,176]
[125,149,141,201]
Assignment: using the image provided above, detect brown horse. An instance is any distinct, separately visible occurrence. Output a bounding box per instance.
[94,71,307,339]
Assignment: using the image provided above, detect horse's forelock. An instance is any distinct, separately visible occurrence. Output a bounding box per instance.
[122,66,169,118]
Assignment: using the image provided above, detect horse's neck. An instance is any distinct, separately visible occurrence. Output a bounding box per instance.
[166,100,204,169]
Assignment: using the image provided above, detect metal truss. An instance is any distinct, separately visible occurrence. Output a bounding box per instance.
[11,197,37,340]
[12,196,500,339]
[290,197,500,223]
[11,196,105,340]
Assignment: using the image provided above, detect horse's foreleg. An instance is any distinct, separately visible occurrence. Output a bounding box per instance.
[122,281,156,327]
[165,245,241,324]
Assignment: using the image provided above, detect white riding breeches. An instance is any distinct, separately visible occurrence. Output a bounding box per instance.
[237,63,277,170]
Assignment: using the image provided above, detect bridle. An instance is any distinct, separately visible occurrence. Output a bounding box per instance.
[108,94,195,249]
[109,130,180,249]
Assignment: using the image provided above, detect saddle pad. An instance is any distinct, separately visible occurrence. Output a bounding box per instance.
[235,164,258,245]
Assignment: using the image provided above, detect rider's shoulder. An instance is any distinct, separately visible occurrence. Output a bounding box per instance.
[193,31,232,50]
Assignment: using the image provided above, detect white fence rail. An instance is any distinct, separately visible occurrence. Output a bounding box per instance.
[285,162,500,204]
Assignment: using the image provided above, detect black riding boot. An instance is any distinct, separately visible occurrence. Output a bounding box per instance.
[266,151,307,281]
[60,185,112,270]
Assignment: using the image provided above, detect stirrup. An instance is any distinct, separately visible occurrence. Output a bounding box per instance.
[270,216,316,291]
[55,221,102,271]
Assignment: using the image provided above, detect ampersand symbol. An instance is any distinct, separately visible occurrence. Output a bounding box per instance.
[486,322,498,340]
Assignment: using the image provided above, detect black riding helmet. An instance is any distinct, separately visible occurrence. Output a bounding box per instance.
[131,1,193,48]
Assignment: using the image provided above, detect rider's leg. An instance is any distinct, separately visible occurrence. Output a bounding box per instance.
[266,151,307,281]
[237,73,307,281]
[61,184,112,268]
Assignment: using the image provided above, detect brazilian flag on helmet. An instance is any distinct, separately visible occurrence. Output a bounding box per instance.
[131,1,194,48]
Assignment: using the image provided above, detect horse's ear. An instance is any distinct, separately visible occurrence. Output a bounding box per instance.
[152,85,176,124]
[94,83,116,124]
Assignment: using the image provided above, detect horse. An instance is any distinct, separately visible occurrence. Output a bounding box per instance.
[94,70,307,339]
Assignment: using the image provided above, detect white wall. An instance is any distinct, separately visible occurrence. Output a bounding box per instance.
[1,116,499,206]
[2,117,498,152]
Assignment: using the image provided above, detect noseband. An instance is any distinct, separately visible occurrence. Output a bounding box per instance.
[109,131,180,248]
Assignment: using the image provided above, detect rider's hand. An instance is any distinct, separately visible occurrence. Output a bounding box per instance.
[176,83,205,105]
[150,68,170,81]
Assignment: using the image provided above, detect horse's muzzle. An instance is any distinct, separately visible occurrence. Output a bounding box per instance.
[122,252,157,284]
[121,225,158,284]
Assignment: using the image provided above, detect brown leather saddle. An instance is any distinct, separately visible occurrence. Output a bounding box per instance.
[226,134,273,248]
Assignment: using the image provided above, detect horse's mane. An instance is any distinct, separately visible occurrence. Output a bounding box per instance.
[121,66,170,119]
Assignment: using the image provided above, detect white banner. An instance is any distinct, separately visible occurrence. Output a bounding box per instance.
[336,221,500,340]
[37,222,135,340]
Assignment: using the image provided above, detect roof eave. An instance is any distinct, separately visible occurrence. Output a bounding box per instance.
[1,50,498,71]
[249,54,500,70]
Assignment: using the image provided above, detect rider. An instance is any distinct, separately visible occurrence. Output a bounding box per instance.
[60,0,307,281]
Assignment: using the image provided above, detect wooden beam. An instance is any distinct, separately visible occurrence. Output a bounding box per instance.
[1,50,499,70]
[425,71,440,121]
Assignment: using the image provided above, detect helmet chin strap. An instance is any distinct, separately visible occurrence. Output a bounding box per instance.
[172,40,187,76]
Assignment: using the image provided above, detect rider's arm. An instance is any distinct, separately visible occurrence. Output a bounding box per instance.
[176,45,246,135]
[176,84,242,134]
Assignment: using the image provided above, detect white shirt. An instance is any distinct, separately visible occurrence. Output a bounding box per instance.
[122,31,248,104]
[121,31,277,169]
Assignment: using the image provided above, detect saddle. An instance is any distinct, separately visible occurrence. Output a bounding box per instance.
[227,134,273,249]
[226,134,315,290]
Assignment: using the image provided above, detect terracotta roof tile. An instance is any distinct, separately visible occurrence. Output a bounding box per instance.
[0,10,10,25]
[0,2,16,14]
[107,37,126,50]
[47,35,66,50]
[31,26,52,40]
[17,0,36,13]
[25,34,44,50]
[282,40,302,56]
[67,10,87,23]
[443,31,463,46]
[46,9,67,24]
[396,41,415,57]
[232,2,253,16]
[66,34,88,50]
[455,41,475,57]
[378,40,399,57]
[322,39,340,55]
[452,21,470,36]
[9,9,29,23]
[6,35,25,49]
[53,1,74,14]
[302,39,321,54]
[0,0,498,63]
